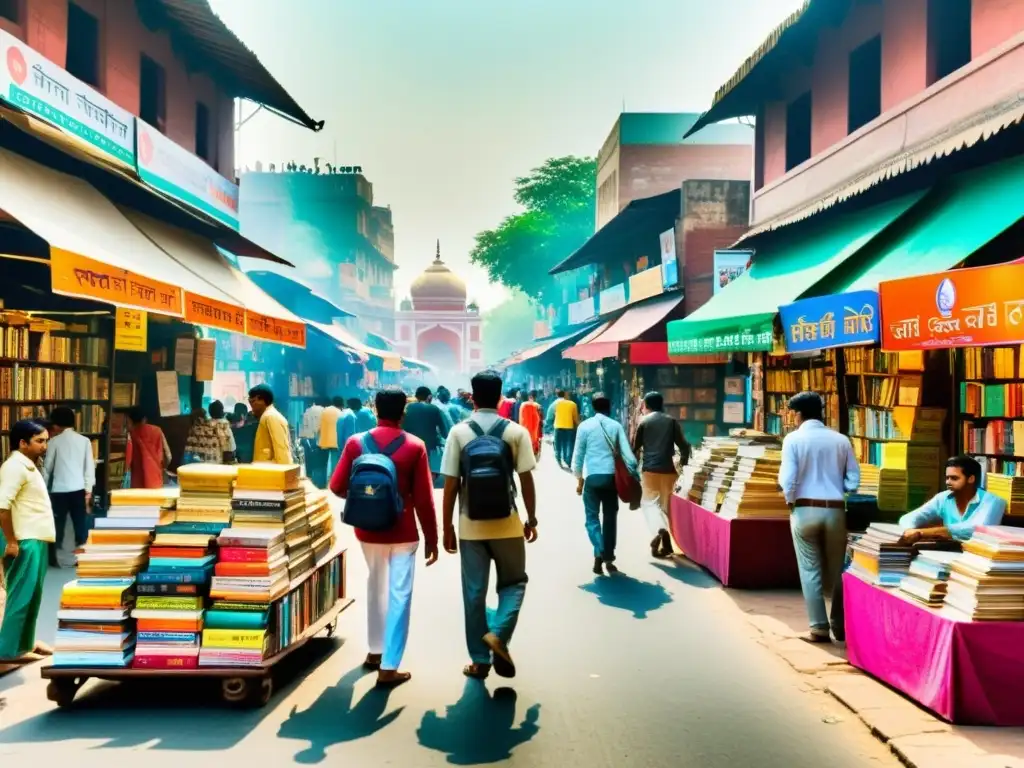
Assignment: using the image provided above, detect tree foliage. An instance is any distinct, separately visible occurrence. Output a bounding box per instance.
[482,290,538,365]
[470,156,596,302]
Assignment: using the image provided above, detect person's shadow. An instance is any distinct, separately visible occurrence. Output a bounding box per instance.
[579,573,673,619]
[278,665,405,763]
[417,680,540,765]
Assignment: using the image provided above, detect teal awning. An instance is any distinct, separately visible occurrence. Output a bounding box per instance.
[829,154,1024,293]
[667,192,925,355]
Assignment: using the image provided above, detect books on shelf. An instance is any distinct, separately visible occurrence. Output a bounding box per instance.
[944,526,1024,621]
[963,345,1024,381]
[52,578,136,668]
[962,419,1024,457]
[961,382,1024,418]
[848,406,945,442]
[845,349,925,375]
[856,463,880,496]
[985,474,1024,517]
[850,523,914,586]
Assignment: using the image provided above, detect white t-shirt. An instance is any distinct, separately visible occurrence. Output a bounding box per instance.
[440,410,536,541]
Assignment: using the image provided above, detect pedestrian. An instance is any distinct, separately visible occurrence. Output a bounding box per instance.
[42,406,96,567]
[207,400,237,463]
[231,403,257,464]
[572,393,637,575]
[545,389,579,469]
[436,386,468,425]
[348,396,378,434]
[778,391,859,645]
[404,386,451,489]
[299,397,326,485]
[319,396,346,478]
[0,420,56,663]
[440,369,538,680]
[330,387,438,687]
[632,391,690,559]
[125,407,172,489]
[498,390,515,419]
[184,407,219,464]
[249,383,294,464]
[518,390,543,459]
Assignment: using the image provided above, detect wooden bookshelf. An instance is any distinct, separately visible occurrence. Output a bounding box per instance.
[960,345,1024,477]
[651,365,722,445]
[764,350,838,436]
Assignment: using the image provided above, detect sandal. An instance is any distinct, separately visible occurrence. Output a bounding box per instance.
[363,653,382,670]
[376,670,412,688]
[462,663,491,679]
[483,632,516,679]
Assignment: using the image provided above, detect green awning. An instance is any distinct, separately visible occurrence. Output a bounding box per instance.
[828,154,1024,293]
[667,192,925,355]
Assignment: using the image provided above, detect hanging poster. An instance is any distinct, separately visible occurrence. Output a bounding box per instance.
[114,308,147,352]
[195,339,216,382]
[174,337,195,375]
[660,229,678,290]
[713,250,753,295]
[155,370,180,417]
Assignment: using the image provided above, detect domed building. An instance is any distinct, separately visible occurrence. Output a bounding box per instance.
[394,242,483,378]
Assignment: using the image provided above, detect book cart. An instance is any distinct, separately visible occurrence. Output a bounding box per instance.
[40,547,353,708]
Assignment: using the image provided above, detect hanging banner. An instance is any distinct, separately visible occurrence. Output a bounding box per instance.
[881,262,1024,350]
[183,293,246,334]
[779,290,880,353]
[629,266,663,304]
[713,250,753,295]
[599,283,627,315]
[660,228,678,289]
[246,311,307,348]
[136,120,239,229]
[51,248,183,316]
[667,316,774,356]
[0,30,135,164]
[568,296,597,325]
[114,308,147,352]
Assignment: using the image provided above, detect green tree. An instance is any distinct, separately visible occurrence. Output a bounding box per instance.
[470,156,596,302]
[482,291,538,364]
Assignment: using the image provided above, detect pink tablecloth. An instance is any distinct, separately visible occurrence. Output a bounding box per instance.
[668,495,799,589]
[844,571,1024,725]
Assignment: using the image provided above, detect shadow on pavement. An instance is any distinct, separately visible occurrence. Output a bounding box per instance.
[278,664,405,763]
[417,679,540,765]
[578,573,672,619]
[650,559,718,589]
[0,638,340,751]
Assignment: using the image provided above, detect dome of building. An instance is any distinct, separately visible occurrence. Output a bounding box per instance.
[410,241,467,308]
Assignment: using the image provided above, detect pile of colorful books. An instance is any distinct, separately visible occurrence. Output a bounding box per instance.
[75,488,178,578]
[52,578,136,668]
[305,481,336,563]
[945,526,1024,620]
[899,550,961,606]
[850,523,915,586]
[985,474,1024,517]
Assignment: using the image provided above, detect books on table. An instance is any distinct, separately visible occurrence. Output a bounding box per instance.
[899,551,961,606]
[944,526,1024,621]
[850,523,914,587]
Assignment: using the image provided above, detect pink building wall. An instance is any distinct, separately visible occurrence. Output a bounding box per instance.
[3,0,234,178]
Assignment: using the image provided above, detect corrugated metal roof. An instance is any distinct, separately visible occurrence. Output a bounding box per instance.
[142,0,321,131]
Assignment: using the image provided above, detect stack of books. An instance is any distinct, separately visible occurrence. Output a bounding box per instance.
[230,465,311,582]
[899,550,961,606]
[850,523,915,586]
[945,526,1024,621]
[985,473,1024,518]
[856,463,880,497]
[75,488,178,577]
[175,464,238,527]
[718,446,788,519]
[305,481,336,562]
[52,578,136,668]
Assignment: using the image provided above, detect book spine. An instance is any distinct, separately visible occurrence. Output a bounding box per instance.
[218,548,271,563]
[132,654,200,670]
[201,629,267,649]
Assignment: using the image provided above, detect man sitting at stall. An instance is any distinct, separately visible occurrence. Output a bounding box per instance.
[899,455,1006,543]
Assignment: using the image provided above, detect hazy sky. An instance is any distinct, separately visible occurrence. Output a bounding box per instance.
[211,0,804,309]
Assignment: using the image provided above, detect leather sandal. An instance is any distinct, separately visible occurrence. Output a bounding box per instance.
[462,663,491,679]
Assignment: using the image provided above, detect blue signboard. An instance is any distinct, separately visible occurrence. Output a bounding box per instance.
[778,290,880,353]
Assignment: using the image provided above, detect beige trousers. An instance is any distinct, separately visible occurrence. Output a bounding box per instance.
[642,472,677,536]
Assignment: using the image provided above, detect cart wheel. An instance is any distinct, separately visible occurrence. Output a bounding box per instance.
[221,677,250,705]
[251,677,273,707]
[46,678,82,708]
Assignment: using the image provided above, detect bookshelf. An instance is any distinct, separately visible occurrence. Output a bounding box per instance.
[960,345,1024,477]
[764,350,839,436]
[651,365,723,446]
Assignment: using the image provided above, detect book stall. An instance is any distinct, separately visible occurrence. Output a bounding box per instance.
[839,263,1024,726]
[41,462,351,709]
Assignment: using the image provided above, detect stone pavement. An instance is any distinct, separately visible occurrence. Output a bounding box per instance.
[720,584,1024,768]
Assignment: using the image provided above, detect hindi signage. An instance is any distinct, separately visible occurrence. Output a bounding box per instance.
[660,228,678,290]
[880,262,1024,350]
[183,292,246,334]
[667,315,775,356]
[778,290,880,353]
[713,250,753,295]
[114,308,147,352]
[246,311,307,348]
[136,120,239,229]
[0,30,134,164]
[51,248,183,316]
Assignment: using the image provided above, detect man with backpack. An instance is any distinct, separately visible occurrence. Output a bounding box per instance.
[330,387,438,688]
[440,370,538,681]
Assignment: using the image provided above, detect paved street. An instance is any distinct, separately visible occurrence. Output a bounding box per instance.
[0,452,897,767]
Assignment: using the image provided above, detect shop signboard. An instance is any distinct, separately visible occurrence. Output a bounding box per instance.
[779,290,880,353]
[568,295,597,326]
[114,308,147,352]
[628,266,663,304]
[667,316,774,356]
[599,282,627,315]
[880,262,1024,350]
[246,310,307,348]
[0,31,135,164]
[51,247,183,316]
[136,119,240,229]
[713,250,753,295]
[660,228,678,289]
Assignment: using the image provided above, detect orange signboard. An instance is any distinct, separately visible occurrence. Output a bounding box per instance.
[246,311,307,348]
[50,247,183,316]
[880,262,1024,350]
[184,292,246,334]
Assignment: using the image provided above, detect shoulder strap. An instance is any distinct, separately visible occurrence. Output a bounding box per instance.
[360,432,380,455]
[488,418,510,439]
[380,435,406,457]
[598,422,620,458]
[468,421,485,438]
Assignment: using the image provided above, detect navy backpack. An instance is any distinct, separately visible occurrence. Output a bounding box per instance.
[342,433,405,532]
[461,419,517,521]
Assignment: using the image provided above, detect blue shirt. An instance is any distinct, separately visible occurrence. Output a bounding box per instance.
[572,414,638,479]
[353,408,377,433]
[778,420,859,504]
[899,488,1006,541]
[336,409,356,449]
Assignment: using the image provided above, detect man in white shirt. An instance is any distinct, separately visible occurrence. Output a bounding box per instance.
[777,392,859,645]
[0,419,56,663]
[42,407,96,567]
[299,398,326,487]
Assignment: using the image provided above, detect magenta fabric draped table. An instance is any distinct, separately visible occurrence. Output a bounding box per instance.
[843,571,1024,725]
[668,495,800,589]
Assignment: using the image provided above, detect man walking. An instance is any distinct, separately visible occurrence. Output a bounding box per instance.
[319,396,346,478]
[299,397,326,486]
[330,388,438,687]
[518,390,543,459]
[441,370,537,680]
[778,391,859,644]
[572,393,637,575]
[249,384,294,464]
[42,406,96,567]
[348,396,378,434]
[0,420,55,663]
[545,390,579,469]
[632,392,690,559]
[405,387,451,488]
[436,386,467,425]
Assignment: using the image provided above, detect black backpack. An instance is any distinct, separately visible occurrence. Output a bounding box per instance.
[460,419,516,520]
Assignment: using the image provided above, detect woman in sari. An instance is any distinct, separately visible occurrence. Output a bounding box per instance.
[125,407,172,489]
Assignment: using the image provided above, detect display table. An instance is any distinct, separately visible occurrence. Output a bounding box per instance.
[668,495,800,589]
[843,571,1024,725]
